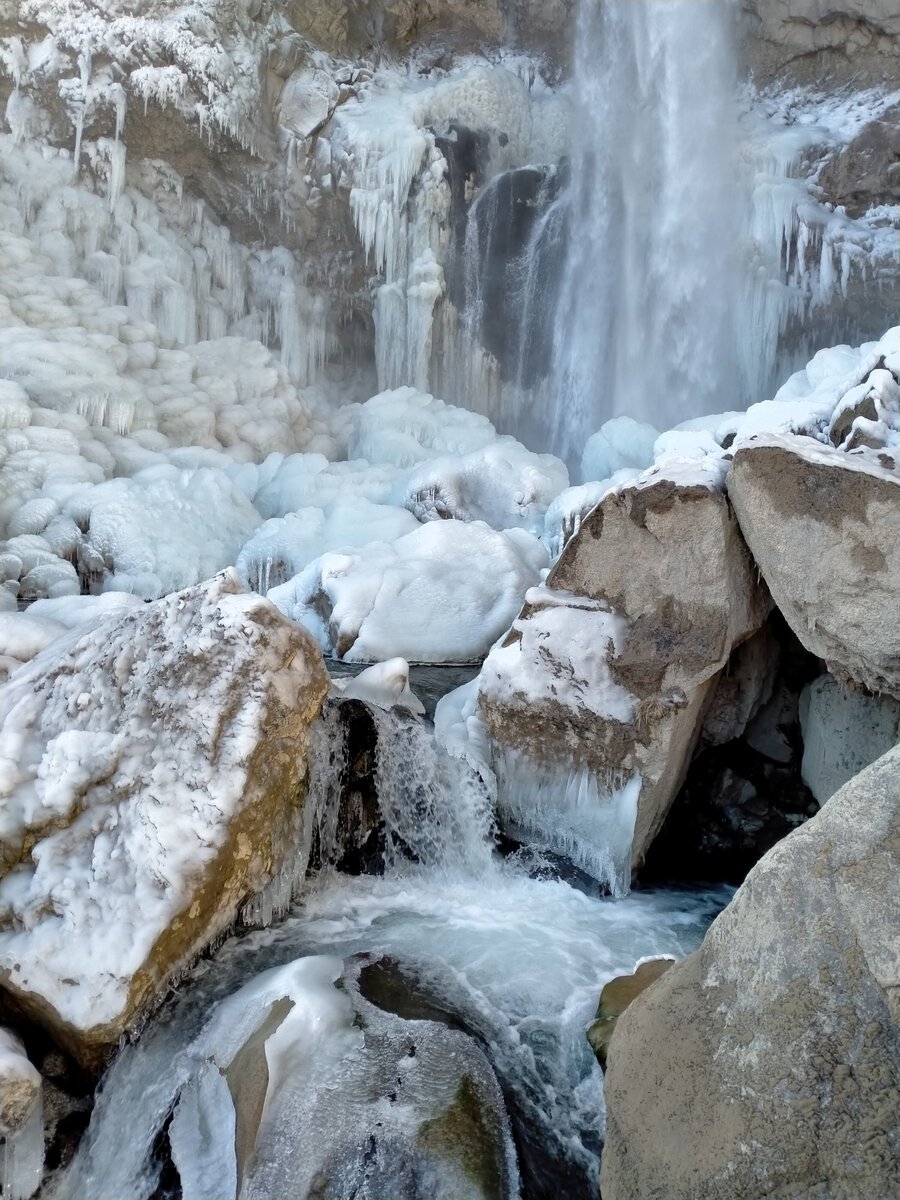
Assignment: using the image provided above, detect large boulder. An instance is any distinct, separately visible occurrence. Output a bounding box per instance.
[727,434,900,698]
[601,742,900,1200]
[0,570,329,1070]
[479,466,769,878]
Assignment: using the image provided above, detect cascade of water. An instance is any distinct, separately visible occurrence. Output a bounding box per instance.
[548,0,740,469]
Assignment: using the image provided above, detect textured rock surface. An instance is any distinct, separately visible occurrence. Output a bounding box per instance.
[0,570,329,1069]
[728,434,900,699]
[480,471,769,870]
[800,672,900,802]
[601,743,900,1200]
[740,0,900,85]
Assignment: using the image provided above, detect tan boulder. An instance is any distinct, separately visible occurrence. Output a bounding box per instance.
[587,958,673,1070]
[0,570,329,1070]
[0,1028,42,1137]
[479,470,769,874]
[727,434,900,698]
[601,743,900,1200]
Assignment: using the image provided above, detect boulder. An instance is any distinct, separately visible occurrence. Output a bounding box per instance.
[727,433,900,699]
[601,743,900,1200]
[0,570,329,1070]
[800,672,900,803]
[479,468,769,877]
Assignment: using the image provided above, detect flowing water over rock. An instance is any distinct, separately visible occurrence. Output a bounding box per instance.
[48,701,729,1200]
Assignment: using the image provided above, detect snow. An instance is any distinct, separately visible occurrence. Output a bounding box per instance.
[581,416,659,484]
[0,571,327,1032]
[268,520,548,663]
[338,658,425,717]
[479,586,635,724]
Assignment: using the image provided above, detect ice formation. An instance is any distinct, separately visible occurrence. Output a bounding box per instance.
[268,519,548,663]
[338,658,425,717]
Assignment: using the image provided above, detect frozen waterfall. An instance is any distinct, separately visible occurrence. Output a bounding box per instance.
[548,0,740,467]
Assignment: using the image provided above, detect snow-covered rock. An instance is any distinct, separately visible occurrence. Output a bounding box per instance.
[479,467,769,879]
[269,519,548,663]
[727,432,900,698]
[601,741,900,1200]
[0,1028,41,1138]
[0,570,329,1068]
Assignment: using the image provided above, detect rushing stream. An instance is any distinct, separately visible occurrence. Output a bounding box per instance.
[50,695,730,1200]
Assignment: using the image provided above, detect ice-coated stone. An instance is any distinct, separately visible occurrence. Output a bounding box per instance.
[601,743,900,1200]
[0,570,329,1069]
[728,433,900,699]
[479,466,769,877]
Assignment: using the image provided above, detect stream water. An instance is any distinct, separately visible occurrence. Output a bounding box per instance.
[50,698,730,1200]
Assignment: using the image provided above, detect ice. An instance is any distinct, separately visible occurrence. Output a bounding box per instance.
[236,499,418,595]
[268,520,548,664]
[349,387,499,468]
[402,439,568,534]
[580,417,660,484]
[168,1065,237,1200]
[0,612,68,668]
[494,751,640,895]
[339,658,425,717]
[1,1095,43,1200]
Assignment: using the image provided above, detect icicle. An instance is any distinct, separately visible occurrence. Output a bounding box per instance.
[1,1092,43,1200]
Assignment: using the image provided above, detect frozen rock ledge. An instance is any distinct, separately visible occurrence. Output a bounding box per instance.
[0,570,329,1070]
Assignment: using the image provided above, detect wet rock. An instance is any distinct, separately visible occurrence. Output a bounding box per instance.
[641,615,821,885]
[601,743,900,1200]
[167,954,518,1200]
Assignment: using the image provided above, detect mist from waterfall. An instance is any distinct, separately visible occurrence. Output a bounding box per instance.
[548,0,740,467]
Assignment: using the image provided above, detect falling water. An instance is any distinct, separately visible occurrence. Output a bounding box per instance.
[548,0,740,467]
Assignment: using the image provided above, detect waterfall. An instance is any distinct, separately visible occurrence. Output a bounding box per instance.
[548,0,740,469]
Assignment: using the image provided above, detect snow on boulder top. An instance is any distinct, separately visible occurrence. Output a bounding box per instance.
[0,569,329,1065]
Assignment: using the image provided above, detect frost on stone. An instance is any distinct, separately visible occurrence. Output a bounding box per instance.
[0,570,329,1060]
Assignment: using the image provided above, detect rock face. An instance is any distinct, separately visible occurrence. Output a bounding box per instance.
[601,743,900,1200]
[800,672,900,803]
[740,0,900,86]
[480,468,769,874]
[0,570,329,1070]
[728,434,900,699]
